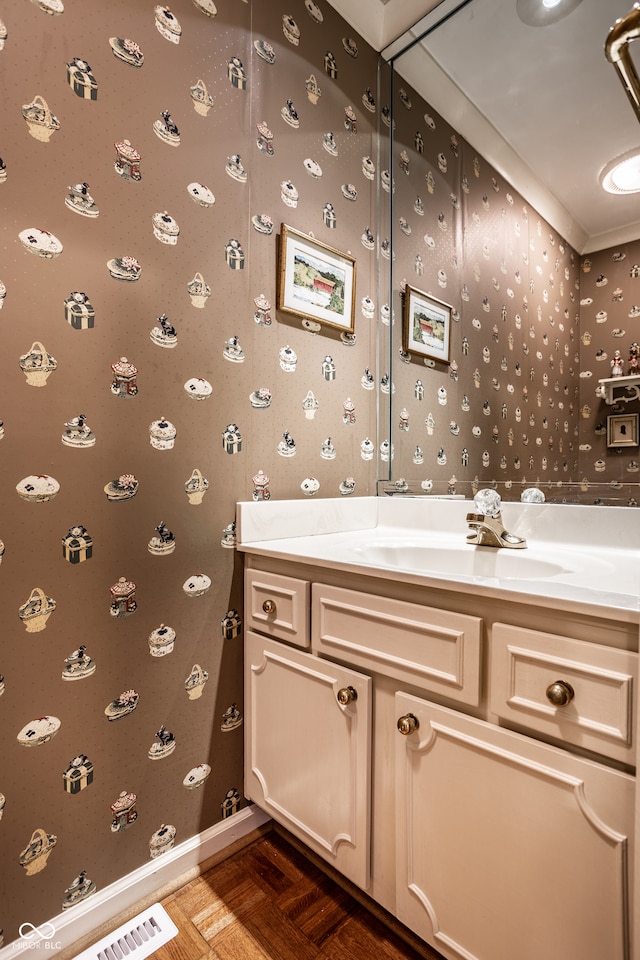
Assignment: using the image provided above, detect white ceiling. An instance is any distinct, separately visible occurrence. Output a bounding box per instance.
[327,0,640,254]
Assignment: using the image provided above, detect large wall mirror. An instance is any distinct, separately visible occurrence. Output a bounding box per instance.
[377,0,640,505]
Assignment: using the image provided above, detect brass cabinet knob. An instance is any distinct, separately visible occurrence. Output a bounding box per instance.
[337,685,357,705]
[262,599,276,614]
[546,680,575,707]
[397,713,419,736]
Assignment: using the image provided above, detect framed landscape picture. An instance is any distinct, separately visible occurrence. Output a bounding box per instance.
[277,224,356,332]
[402,284,452,364]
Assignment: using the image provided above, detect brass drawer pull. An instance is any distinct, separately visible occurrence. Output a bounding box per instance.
[337,686,357,705]
[262,599,276,614]
[546,680,575,707]
[397,713,419,736]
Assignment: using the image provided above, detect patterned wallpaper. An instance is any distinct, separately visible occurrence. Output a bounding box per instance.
[579,242,640,496]
[0,0,380,940]
[387,71,583,499]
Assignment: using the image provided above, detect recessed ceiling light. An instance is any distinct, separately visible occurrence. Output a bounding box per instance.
[516,0,583,27]
[601,149,640,194]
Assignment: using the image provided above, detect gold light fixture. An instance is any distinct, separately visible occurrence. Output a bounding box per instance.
[605,3,640,124]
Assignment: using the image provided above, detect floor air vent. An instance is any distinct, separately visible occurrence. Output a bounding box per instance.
[74,904,179,960]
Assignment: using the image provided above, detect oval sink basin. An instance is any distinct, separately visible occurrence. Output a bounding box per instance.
[349,541,568,580]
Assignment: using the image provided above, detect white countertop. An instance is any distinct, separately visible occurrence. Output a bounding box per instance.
[237,497,640,621]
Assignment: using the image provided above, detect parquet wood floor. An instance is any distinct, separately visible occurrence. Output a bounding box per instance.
[155,827,445,960]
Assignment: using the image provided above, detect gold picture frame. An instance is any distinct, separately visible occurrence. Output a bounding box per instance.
[402,284,452,365]
[277,224,356,332]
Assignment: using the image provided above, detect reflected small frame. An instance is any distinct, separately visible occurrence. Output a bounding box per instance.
[277,223,356,332]
[607,412,639,447]
[402,284,452,365]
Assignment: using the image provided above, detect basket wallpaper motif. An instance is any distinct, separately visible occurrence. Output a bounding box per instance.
[19,828,58,876]
[18,586,57,632]
[21,94,60,142]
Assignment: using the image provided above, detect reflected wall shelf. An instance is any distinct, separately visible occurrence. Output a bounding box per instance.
[596,374,640,405]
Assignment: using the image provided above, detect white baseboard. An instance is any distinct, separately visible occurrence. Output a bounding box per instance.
[1,806,271,959]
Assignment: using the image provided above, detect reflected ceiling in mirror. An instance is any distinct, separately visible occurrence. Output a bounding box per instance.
[383,0,640,253]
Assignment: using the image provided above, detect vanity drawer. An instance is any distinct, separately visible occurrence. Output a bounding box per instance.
[312,583,482,705]
[245,569,310,648]
[489,623,637,764]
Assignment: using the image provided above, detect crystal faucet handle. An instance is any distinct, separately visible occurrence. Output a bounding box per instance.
[521,487,545,504]
[473,488,502,517]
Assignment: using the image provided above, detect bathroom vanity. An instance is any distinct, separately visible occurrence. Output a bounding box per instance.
[237,496,639,960]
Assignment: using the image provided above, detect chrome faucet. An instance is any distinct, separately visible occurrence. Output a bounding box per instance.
[466,489,527,549]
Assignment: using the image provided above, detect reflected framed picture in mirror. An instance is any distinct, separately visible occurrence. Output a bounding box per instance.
[607,413,639,448]
[277,224,356,333]
[402,284,452,365]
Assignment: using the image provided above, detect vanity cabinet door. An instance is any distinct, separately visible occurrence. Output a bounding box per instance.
[394,691,634,960]
[244,630,372,889]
